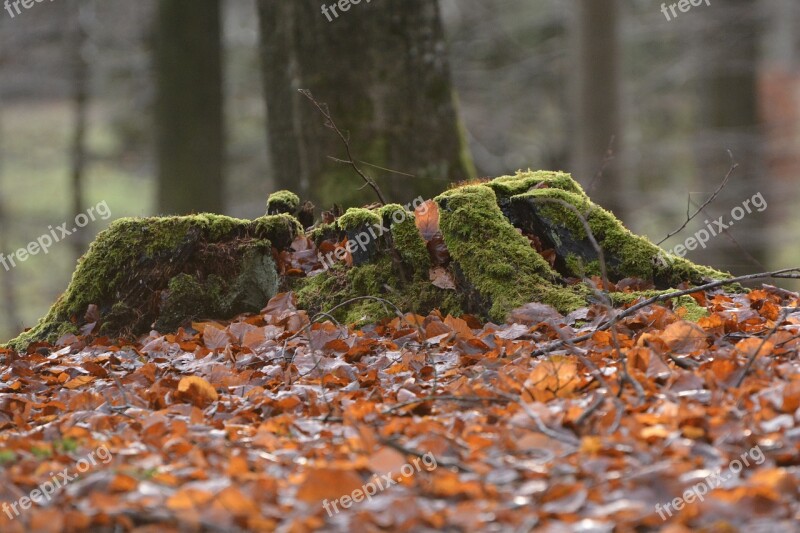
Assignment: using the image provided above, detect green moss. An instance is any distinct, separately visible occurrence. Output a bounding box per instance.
[487,170,589,200]
[512,187,731,287]
[564,255,601,278]
[610,291,708,322]
[294,256,463,327]
[308,223,340,245]
[266,190,300,215]
[435,185,586,320]
[252,214,303,249]
[674,295,709,321]
[337,208,381,232]
[6,213,288,351]
[155,274,210,330]
[379,204,431,278]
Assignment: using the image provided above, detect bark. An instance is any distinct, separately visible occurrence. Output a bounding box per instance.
[256,0,473,207]
[694,0,768,273]
[69,0,90,262]
[0,97,21,338]
[572,0,624,219]
[155,0,224,215]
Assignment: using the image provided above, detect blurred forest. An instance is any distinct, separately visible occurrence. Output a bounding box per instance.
[1,0,800,341]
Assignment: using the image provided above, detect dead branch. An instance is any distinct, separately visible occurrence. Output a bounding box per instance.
[298,89,387,205]
[525,197,645,400]
[657,151,737,246]
[531,267,800,357]
[733,308,789,388]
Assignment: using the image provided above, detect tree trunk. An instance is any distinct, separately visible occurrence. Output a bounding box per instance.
[256,0,474,208]
[0,97,21,339]
[694,0,768,274]
[155,0,224,215]
[69,0,90,262]
[571,0,624,219]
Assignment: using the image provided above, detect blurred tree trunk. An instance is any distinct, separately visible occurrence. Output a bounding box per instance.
[761,0,800,287]
[0,97,21,338]
[69,0,90,262]
[694,0,767,273]
[571,0,624,219]
[155,0,224,215]
[256,0,474,207]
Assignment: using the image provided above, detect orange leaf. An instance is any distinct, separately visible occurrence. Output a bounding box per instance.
[177,376,219,406]
[415,200,440,240]
[295,468,364,504]
[63,376,95,389]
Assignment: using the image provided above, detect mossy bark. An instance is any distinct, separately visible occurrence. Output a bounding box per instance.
[6,171,731,352]
[6,214,300,351]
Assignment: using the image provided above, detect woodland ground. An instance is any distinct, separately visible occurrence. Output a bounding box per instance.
[0,284,799,531]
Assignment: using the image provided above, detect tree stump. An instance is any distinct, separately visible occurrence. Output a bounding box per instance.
[5,171,730,352]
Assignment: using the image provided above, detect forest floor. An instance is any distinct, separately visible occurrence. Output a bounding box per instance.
[1,285,799,532]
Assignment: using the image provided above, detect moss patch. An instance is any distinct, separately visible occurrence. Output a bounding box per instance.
[7,170,737,349]
[6,214,295,351]
[509,186,732,288]
[294,259,462,327]
[435,185,587,321]
[336,208,381,232]
[266,190,300,215]
[379,204,431,278]
[487,170,589,200]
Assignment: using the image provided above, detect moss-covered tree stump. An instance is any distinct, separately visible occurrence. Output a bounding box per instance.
[6,171,731,352]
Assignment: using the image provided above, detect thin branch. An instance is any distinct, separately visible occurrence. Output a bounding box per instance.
[381,394,510,415]
[525,197,644,400]
[690,196,765,271]
[502,390,580,447]
[586,135,616,192]
[378,437,471,473]
[532,268,800,357]
[299,89,387,205]
[733,309,788,388]
[657,152,737,246]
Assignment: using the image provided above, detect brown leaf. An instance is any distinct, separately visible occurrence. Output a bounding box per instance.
[415,200,440,240]
[177,376,219,407]
[659,320,708,353]
[295,468,364,504]
[429,267,456,290]
[508,302,564,326]
[426,234,451,266]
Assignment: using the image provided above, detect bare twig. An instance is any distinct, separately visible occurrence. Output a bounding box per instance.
[378,437,471,472]
[657,152,737,245]
[504,390,580,447]
[549,321,625,432]
[733,309,789,388]
[586,135,616,192]
[299,89,387,205]
[525,197,645,400]
[689,196,765,271]
[532,268,800,357]
[381,394,510,415]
